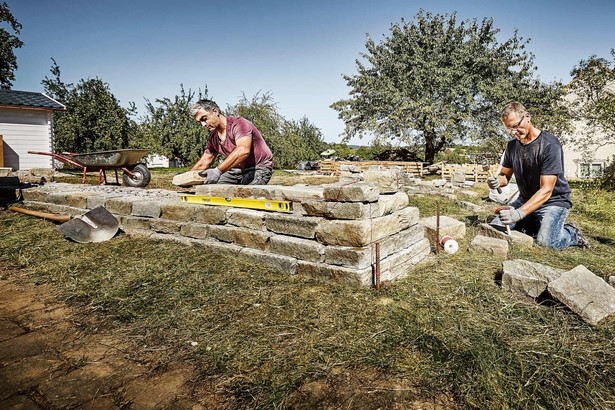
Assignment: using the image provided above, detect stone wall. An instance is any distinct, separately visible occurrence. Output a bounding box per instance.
[20,182,431,286]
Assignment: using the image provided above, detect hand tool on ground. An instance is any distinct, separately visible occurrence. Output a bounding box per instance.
[483,163,502,194]
[9,205,119,243]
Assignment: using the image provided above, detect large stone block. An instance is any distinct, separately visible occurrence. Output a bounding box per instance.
[265,213,320,239]
[161,203,200,222]
[548,265,615,325]
[172,171,203,187]
[269,235,324,262]
[180,223,209,239]
[420,215,466,247]
[470,234,508,258]
[209,225,273,250]
[119,216,152,232]
[150,219,182,234]
[132,200,163,218]
[193,205,228,225]
[105,197,136,215]
[315,207,420,247]
[226,208,265,230]
[377,192,409,216]
[363,169,403,194]
[239,247,297,274]
[296,260,373,285]
[301,200,376,220]
[20,188,49,202]
[323,182,379,203]
[378,237,432,283]
[502,259,565,298]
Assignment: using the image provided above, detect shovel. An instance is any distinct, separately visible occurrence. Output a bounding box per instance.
[9,205,119,243]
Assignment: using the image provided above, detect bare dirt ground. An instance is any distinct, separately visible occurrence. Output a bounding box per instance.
[0,267,213,409]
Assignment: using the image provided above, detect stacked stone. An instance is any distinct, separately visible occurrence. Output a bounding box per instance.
[21,178,430,286]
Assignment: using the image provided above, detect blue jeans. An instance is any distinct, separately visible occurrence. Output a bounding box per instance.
[492,199,578,250]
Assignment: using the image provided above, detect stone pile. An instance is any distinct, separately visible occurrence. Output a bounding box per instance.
[20,181,431,286]
[502,259,615,325]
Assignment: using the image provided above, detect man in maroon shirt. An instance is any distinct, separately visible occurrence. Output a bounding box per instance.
[189,99,273,185]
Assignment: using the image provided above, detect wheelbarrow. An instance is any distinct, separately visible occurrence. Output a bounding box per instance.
[28,149,151,188]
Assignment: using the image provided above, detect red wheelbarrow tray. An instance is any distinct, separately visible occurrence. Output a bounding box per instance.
[28,149,151,187]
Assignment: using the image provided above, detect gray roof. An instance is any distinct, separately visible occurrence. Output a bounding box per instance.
[0,89,65,110]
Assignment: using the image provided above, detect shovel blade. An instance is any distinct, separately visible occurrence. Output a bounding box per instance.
[57,206,119,243]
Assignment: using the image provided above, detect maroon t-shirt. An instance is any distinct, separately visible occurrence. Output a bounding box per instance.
[203,116,273,170]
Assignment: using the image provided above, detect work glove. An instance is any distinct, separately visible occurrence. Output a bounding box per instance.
[499,207,525,225]
[487,176,500,190]
[199,168,222,184]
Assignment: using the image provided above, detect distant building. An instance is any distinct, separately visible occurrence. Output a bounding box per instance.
[0,90,65,170]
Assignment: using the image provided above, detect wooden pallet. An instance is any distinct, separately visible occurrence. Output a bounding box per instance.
[441,163,498,182]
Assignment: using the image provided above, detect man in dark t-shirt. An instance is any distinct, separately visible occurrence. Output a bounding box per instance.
[487,102,589,249]
[189,99,273,185]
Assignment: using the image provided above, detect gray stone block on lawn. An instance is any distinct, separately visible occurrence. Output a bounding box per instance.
[301,199,376,220]
[470,234,508,258]
[548,265,615,326]
[265,213,320,239]
[131,199,163,218]
[269,235,324,262]
[502,259,565,298]
[323,182,379,203]
[420,215,466,247]
[363,169,403,194]
[226,208,266,230]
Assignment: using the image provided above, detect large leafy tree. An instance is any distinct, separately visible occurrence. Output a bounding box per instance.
[0,2,23,89]
[228,92,326,168]
[137,85,208,166]
[567,51,615,153]
[42,59,137,153]
[331,10,567,163]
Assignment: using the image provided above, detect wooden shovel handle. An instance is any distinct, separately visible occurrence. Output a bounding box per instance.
[9,206,71,223]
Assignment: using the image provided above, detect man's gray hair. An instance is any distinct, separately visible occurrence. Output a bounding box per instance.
[190,99,221,116]
[501,101,528,120]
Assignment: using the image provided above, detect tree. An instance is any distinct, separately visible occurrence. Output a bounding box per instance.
[228,92,327,169]
[138,85,208,166]
[331,10,568,163]
[42,60,137,153]
[0,2,23,89]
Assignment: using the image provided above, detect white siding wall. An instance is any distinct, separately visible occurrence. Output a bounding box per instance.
[0,108,53,170]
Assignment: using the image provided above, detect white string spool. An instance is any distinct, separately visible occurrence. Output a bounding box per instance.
[440,236,459,254]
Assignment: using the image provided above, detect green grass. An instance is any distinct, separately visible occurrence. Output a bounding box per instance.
[1,179,615,409]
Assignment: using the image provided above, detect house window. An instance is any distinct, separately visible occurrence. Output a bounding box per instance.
[578,162,604,178]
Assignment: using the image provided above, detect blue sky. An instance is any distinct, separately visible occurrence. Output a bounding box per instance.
[8,0,615,144]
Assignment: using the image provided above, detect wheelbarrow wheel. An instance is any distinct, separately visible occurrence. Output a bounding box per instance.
[123,163,151,188]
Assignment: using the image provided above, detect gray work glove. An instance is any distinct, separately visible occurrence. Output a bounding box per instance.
[499,207,525,225]
[199,168,222,184]
[487,176,500,190]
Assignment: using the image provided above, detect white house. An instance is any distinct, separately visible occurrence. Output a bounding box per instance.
[0,90,65,170]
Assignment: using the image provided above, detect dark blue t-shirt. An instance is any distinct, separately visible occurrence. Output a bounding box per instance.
[502,131,572,209]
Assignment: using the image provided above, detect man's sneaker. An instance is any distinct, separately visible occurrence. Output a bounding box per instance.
[567,222,591,248]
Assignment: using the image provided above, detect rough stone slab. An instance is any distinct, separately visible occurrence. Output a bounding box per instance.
[420,215,466,247]
[324,224,424,269]
[180,223,209,240]
[119,216,152,232]
[470,234,509,258]
[378,237,431,284]
[150,219,183,234]
[296,260,372,285]
[209,225,272,250]
[160,203,200,221]
[323,182,379,203]
[63,193,94,209]
[315,207,420,247]
[301,199,377,220]
[548,265,615,325]
[459,201,483,213]
[239,247,297,274]
[502,259,565,298]
[265,213,320,239]
[105,197,136,215]
[131,199,164,218]
[509,230,534,248]
[86,194,110,209]
[377,192,409,216]
[269,234,324,262]
[190,206,227,225]
[226,208,265,230]
[172,170,204,187]
[478,223,508,241]
[194,184,240,198]
[20,188,50,202]
[271,185,325,202]
[363,170,403,194]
